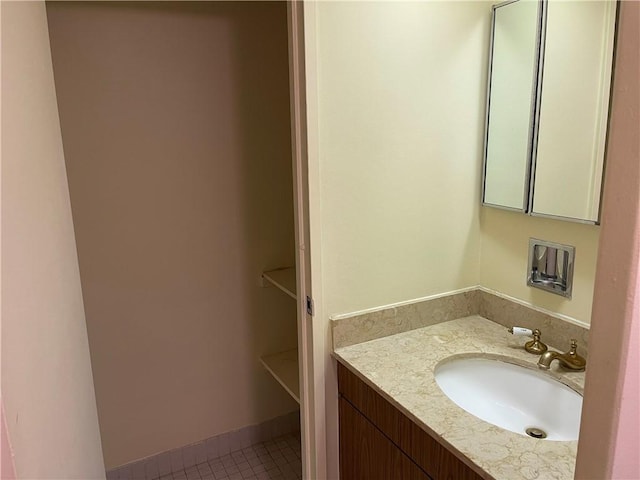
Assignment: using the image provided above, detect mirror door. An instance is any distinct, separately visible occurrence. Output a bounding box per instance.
[483,0,541,211]
[531,0,616,222]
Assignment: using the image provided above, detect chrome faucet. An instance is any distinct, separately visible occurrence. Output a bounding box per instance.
[537,339,586,371]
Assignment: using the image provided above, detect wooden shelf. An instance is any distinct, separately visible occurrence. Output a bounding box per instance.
[262,267,296,300]
[260,267,298,403]
[260,348,300,404]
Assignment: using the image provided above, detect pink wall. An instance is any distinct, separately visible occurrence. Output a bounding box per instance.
[608,7,640,478]
[575,1,640,478]
[1,2,105,477]
[1,401,15,480]
[46,2,298,468]
[612,277,640,479]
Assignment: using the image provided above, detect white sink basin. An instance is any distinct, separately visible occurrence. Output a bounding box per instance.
[434,356,582,441]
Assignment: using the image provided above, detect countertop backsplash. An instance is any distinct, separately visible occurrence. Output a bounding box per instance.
[331,287,589,358]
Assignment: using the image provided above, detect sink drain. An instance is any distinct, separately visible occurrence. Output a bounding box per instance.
[526,427,547,439]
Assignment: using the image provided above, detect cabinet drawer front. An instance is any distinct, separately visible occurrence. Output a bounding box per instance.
[339,396,432,480]
[338,363,441,477]
[338,363,486,480]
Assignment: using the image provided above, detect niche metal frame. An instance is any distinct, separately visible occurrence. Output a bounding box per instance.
[526,238,575,298]
[481,0,619,225]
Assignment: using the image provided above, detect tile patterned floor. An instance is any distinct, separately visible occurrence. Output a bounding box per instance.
[154,434,301,480]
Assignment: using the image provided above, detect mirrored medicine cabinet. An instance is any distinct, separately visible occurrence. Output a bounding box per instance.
[482,0,618,224]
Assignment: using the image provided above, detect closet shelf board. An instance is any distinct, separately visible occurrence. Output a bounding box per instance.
[260,348,300,404]
[262,267,297,300]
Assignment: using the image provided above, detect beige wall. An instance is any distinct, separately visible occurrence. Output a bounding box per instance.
[46,2,298,468]
[479,208,599,325]
[313,1,491,318]
[1,2,104,478]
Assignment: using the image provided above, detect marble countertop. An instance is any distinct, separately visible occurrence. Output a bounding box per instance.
[333,315,586,480]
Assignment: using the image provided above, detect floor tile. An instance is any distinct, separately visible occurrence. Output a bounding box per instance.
[149,433,300,480]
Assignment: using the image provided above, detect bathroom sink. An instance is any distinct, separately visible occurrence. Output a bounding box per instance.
[434,357,582,441]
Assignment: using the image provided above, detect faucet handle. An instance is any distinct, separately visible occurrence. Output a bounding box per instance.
[569,339,578,353]
[565,339,586,370]
[525,329,548,355]
[508,326,548,354]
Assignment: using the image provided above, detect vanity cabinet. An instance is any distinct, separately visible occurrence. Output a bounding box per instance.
[338,363,485,480]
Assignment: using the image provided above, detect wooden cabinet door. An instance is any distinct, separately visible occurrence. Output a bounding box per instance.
[339,397,432,480]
